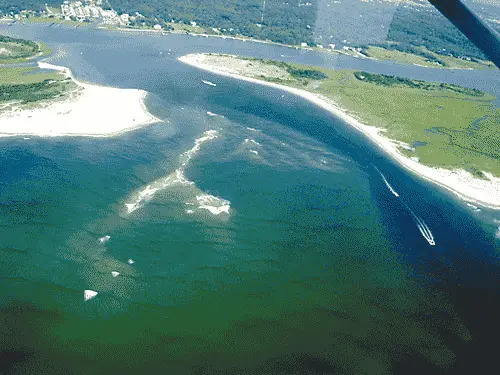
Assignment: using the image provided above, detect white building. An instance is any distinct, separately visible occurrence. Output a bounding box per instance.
[153,24,162,30]
[301,42,308,47]
[328,44,336,49]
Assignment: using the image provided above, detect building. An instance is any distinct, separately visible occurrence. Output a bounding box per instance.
[153,24,162,30]
[328,43,336,49]
[301,42,308,47]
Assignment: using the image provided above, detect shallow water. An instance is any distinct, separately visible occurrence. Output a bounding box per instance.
[0,23,499,375]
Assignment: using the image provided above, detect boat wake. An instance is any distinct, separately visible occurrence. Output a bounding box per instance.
[373,166,435,245]
[201,79,217,87]
[406,205,435,246]
[124,130,231,216]
[373,165,399,197]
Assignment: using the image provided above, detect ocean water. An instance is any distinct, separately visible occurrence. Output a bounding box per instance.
[1,24,500,375]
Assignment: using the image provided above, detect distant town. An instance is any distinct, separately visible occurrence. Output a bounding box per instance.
[0,1,164,30]
[0,0,362,53]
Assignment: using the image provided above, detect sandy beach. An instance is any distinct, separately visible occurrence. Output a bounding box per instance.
[179,53,500,210]
[0,61,159,137]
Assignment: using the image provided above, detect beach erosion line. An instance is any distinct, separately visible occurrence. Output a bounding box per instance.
[0,61,160,137]
[124,129,230,216]
[177,53,500,211]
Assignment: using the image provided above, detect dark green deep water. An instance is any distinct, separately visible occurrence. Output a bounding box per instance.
[0,24,499,375]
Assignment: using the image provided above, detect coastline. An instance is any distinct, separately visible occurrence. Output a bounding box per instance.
[0,61,160,137]
[179,53,500,210]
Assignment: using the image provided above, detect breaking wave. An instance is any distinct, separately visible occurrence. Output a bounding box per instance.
[193,194,231,215]
[124,130,230,216]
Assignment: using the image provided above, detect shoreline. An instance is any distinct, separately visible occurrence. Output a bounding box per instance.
[179,53,500,210]
[0,61,160,137]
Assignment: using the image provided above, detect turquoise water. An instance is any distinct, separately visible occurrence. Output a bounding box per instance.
[1,24,500,375]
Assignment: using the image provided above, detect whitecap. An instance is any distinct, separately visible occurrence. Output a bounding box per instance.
[207,111,224,118]
[244,138,261,146]
[466,203,481,212]
[99,235,110,243]
[123,130,231,217]
[195,194,230,215]
[84,289,98,301]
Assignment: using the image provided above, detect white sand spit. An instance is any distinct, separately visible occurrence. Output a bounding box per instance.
[0,62,159,137]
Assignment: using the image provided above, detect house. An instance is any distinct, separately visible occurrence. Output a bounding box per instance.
[190,21,196,27]
[153,24,162,30]
[316,44,323,48]
[301,42,308,47]
[120,13,129,23]
[328,43,336,49]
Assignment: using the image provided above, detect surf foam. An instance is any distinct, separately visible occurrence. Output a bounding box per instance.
[99,235,110,243]
[125,130,218,213]
[195,194,231,215]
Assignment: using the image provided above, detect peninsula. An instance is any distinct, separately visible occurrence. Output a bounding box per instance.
[179,53,500,209]
[0,62,158,137]
[0,34,158,137]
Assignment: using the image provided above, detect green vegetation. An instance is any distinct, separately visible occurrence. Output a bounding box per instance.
[0,34,41,63]
[363,45,495,70]
[0,77,72,103]
[378,6,494,66]
[246,58,328,81]
[108,0,316,45]
[250,59,500,177]
[0,66,60,84]
[0,33,73,109]
[353,6,497,70]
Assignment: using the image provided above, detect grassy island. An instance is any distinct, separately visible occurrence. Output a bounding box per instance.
[0,34,51,64]
[0,34,75,112]
[220,55,500,178]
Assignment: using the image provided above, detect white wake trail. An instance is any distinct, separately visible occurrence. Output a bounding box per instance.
[406,206,435,246]
[373,166,399,197]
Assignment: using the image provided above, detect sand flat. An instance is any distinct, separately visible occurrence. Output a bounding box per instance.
[0,62,159,137]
